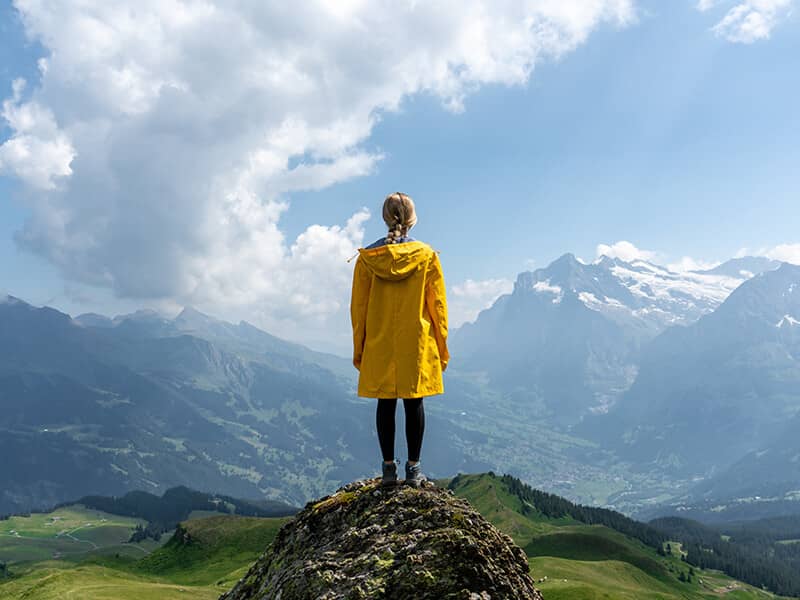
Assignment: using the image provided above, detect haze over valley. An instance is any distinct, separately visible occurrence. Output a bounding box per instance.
[4,250,799,521]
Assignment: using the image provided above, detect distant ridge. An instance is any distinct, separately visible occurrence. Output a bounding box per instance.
[61,485,298,528]
[694,256,781,279]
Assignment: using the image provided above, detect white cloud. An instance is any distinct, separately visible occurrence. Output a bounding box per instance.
[2,0,636,346]
[596,240,658,263]
[763,243,800,264]
[702,0,794,43]
[735,244,800,265]
[667,256,721,273]
[697,0,721,10]
[0,78,75,189]
[450,278,513,327]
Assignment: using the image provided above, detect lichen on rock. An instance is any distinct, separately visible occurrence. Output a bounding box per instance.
[220,478,542,600]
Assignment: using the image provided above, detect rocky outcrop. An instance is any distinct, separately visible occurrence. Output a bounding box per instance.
[221,478,542,600]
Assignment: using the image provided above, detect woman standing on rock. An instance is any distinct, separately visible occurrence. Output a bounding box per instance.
[350,192,449,487]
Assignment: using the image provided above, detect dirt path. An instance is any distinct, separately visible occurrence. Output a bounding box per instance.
[60,525,100,550]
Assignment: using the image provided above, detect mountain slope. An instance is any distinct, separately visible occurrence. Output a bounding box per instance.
[0,296,482,514]
[451,253,756,423]
[448,473,797,599]
[601,263,800,477]
[688,410,800,502]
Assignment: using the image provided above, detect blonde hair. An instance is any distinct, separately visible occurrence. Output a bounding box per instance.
[382,192,417,244]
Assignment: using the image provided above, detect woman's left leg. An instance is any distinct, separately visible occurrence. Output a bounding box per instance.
[403,398,425,463]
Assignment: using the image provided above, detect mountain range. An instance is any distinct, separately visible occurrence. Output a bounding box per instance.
[451,253,779,423]
[449,253,800,507]
[3,251,799,516]
[603,262,800,480]
[0,296,486,515]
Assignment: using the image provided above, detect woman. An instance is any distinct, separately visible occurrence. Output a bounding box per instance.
[350,192,449,487]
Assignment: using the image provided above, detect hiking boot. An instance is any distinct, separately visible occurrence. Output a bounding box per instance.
[381,461,399,486]
[404,461,426,487]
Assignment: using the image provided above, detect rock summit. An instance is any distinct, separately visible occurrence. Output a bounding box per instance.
[221,478,542,599]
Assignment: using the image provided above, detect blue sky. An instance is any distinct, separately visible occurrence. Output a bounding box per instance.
[288,3,800,272]
[1,1,799,350]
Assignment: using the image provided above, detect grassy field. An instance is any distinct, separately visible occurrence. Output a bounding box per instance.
[0,505,155,568]
[0,565,224,600]
[134,514,290,585]
[0,508,289,600]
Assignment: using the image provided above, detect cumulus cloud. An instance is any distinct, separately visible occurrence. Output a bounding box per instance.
[0,78,75,189]
[450,278,514,327]
[596,240,659,263]
[2,0,636,345]
[700,0,795,43]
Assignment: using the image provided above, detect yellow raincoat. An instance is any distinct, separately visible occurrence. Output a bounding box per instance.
[350,240,449,399]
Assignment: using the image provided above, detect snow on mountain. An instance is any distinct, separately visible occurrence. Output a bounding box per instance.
[511,254,777,334]
[776,314,800,328]
[531,279,563,303]
[601,262,800,478]
[599,256,744,329]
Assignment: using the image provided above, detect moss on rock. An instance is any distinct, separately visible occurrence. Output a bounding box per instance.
[220,479,542,600]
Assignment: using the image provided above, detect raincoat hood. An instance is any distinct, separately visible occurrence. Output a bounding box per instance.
[357,241,433,282]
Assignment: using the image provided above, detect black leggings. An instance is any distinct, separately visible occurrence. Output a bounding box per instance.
[376,398,425,462]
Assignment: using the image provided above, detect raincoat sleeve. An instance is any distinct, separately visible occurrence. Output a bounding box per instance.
[350,257,371,370]
[425,252,450,371]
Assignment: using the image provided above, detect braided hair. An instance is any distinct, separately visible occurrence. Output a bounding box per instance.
[382,192,417,244]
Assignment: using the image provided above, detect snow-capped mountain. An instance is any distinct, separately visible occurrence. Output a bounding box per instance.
[451,253,780,423]
[602,262,800,479]
[514,254,779,336]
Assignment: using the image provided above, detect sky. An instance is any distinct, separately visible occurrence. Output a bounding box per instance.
[1,0,799,354]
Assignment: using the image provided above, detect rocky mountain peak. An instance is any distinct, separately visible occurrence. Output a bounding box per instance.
[221,478,542,600]
[175,305,217,324]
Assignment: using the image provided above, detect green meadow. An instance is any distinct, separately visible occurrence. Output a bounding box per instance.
[0,510,289,600]
[448,474,796,600]
[0,505,156,566]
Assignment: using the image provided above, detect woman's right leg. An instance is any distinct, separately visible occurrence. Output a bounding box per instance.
[376,398,398,462]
